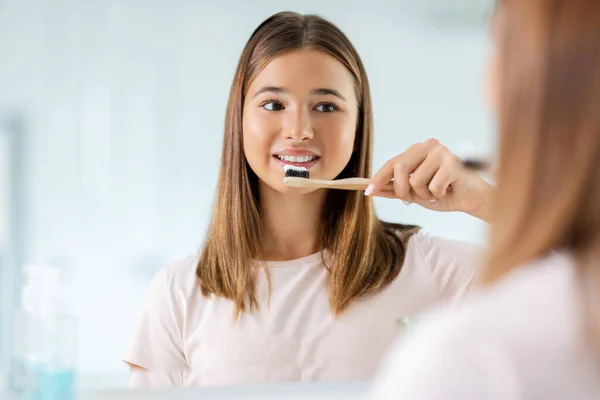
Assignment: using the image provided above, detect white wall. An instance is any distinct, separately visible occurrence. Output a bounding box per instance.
[0,126,9,389]
[0,0,494,389]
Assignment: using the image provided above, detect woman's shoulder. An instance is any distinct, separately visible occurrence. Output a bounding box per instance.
[124,254,201,375]
[149,253,201,299]
[403,230,485,298]
[381,223,483,257]
[402,253,579,357]
[371,253,585,399]
[463,252,578,329]
[406,230,483,261]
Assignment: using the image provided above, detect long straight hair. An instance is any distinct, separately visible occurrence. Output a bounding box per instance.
[484,0,600,311]
[197,12,418,317]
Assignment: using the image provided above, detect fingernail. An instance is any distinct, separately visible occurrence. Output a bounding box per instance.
[402,200,411,206]
[429,199,437,203]
[365,184,375,196]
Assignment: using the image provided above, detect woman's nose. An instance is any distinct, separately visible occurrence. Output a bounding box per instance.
[282,107,314,141]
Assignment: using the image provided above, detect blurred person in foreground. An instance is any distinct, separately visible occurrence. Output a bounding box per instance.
[370,0,600,398]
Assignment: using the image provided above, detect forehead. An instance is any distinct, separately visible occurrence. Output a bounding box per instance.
[247,49,357,99]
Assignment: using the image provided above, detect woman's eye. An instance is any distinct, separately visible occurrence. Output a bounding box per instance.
[262,101,284,111]
[315,103,337,113]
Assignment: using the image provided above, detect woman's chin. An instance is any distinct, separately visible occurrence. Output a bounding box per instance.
[260,179,320,196]
[277,184,319,195]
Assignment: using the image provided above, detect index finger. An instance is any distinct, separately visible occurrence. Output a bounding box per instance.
[365,158,395,196]
[366,142,432,196]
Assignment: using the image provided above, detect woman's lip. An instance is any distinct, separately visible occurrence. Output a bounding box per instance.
[273,149,321,157]
[272,156,320,169]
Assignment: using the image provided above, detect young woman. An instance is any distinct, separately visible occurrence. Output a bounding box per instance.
[123,11,493,387]
[371,0,600,398]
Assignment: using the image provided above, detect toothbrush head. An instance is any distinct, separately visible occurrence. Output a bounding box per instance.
[284,165,309,179]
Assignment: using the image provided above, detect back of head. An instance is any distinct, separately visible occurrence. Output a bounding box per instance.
[486,0,600,281]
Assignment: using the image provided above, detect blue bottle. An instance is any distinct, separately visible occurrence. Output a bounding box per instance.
[10,266,77,400]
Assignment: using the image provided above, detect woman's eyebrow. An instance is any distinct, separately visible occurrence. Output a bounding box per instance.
[252,86,287,98]
[311,88,346,101]
[252,86,346,101]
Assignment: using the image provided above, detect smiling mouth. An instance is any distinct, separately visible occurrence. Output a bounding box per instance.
[275,155,319,163]
[272,154,321,169]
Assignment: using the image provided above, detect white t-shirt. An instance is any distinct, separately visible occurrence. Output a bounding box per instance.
[123,231,481,388]
[370,253,600,400]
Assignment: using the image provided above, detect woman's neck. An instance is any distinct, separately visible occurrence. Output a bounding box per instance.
[259,183,327,261]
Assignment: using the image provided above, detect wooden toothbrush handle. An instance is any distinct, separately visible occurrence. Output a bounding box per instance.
[324,179,395,192]
[283,177,395,192]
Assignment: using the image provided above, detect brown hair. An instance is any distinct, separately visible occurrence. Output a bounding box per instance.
[197,12,418,317]
[484,0,600,283]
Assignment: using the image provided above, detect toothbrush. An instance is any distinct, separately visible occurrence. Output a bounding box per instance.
[284,165,394,191]
[283,157,491,191]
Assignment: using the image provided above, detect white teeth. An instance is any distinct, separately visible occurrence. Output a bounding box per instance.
[277,155,316,163]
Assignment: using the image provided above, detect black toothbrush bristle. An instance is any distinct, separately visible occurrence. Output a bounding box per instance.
[284,166,309,179]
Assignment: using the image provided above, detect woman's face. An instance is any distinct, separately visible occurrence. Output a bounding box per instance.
[242,49,359,194]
